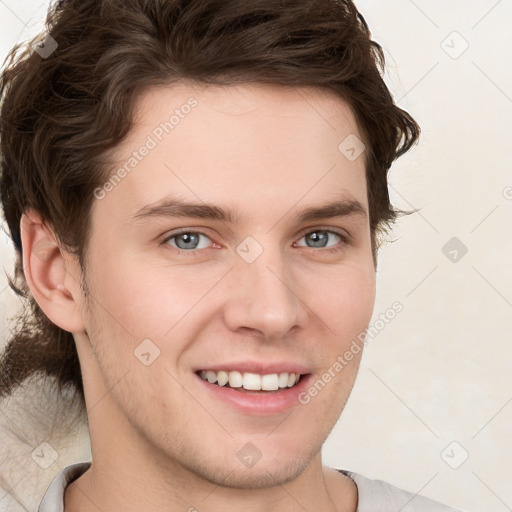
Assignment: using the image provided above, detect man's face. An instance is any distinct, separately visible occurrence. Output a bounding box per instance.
[73,83,376,487]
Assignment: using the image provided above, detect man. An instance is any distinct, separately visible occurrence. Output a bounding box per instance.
[0,0,461,510]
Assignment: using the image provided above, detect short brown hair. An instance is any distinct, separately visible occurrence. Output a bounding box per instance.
[0,0,420,405]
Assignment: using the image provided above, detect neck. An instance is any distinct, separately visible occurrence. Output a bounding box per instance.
[64,432,357,512]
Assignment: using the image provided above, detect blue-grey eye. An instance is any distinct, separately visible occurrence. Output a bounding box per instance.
[166,232,210,250]
[296,230,341,249]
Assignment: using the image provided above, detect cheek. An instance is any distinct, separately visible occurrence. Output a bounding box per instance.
[87,251,217,339]
[302,262,376,337]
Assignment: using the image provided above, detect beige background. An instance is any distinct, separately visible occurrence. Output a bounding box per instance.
[0,1,511,511]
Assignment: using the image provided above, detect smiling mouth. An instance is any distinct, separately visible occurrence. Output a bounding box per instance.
[196,370,305,393]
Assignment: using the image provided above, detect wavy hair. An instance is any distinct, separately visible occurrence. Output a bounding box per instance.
[0,0,420,406]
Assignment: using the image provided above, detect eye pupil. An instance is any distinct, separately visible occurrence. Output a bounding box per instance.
[307,231,328,248]
[176,232,199,249]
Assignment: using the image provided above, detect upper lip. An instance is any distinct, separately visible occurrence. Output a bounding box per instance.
[195,361,311,375]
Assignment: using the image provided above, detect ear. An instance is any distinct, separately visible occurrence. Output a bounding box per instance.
[19,209,86,333]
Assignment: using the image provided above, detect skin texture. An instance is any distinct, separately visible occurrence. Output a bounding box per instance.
[20,83,376,512]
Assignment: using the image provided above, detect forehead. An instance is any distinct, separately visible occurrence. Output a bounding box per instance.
[134,81,358,127]
[97,82,368,225]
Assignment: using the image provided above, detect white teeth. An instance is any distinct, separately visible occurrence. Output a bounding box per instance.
[261,374,279,391]
[278,372,289,388]
[228,371,243,388]
[243,372,261,390]
[217,370,229,386]
[199,370,302,391]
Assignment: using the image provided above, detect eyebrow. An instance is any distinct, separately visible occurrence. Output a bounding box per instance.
[131,195,367,225]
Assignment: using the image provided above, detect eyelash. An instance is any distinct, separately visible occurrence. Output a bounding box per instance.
[160,227,349,256]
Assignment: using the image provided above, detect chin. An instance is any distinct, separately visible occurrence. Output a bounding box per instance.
[201,436,321,489]
[202,458,309,490]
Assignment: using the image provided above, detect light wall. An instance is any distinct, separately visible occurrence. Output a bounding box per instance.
[0,1,510,511]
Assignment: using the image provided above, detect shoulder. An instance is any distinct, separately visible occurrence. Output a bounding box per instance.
[336,469,463,512]
[37,462,91,512]
[0,374,90,511]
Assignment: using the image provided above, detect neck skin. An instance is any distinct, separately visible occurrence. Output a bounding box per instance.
[64,414,358,512]
[65,457,357,512]
[63,361,358,512]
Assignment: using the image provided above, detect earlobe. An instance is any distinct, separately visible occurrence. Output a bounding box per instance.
[19,209,86,334]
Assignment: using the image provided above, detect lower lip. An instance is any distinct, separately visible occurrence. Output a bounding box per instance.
[195,373,313,416]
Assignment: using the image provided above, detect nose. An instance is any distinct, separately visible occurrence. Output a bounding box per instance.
[222,245,308,340]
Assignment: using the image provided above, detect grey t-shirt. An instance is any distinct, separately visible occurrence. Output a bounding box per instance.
[37,462,461,512]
